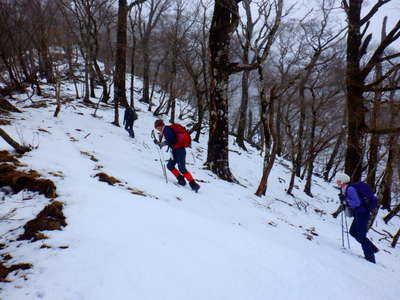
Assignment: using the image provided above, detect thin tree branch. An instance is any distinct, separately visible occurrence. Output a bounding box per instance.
[361,20,400,79]
[360,0,391,25]
[128,0,147,11]
[364,85,400,92]
[366,127,400,134]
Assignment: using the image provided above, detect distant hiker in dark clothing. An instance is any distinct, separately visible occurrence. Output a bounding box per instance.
[123,106,137,138]
[336,173,379,264]
[153,119,200,192]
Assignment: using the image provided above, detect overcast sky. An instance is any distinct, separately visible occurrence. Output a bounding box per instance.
[286,0,400,43]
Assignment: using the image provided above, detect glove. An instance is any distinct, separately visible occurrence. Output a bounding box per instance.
[338,193,346,205]
[153,139,166,148]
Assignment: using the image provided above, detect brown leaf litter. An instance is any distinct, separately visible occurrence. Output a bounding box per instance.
[95,172,121,185]
[17,201,67,241]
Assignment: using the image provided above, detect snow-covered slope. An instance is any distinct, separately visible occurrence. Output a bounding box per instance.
[0,82,399,300]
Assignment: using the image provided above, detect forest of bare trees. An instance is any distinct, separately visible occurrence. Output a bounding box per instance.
[0,0,399,245]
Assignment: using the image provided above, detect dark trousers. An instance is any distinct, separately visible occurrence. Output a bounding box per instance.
[125,122,134,138]
[350,210,376,261]
[167,148,187,174]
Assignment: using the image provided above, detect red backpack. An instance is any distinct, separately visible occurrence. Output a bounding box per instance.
[169,123,191,149]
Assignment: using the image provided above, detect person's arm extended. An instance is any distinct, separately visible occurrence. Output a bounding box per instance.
[346,186,361,208]
[163,126,176,147]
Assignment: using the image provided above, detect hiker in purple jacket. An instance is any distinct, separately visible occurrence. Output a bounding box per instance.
[336,173,379,263]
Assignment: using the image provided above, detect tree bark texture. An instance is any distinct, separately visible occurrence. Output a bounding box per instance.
[114,0,129,111]
[255,86,277,196]
[236,69,249,151]
[304,107,318,197]
[206,0,241,182]
[344,0,366,181]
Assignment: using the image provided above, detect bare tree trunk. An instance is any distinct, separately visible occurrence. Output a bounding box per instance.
[255,85,278,196]
[0,128,31,154]
[206,0,241,182]
[84,51,90,103]
[236,69,249,151]
[246,108,253,143]
[295,83,307,177]
[366,64,383,189]
[93,59,109,103]
[1,55,20,87]
[378,87,398,210]
[377,137,397,211]
[149,50,169,112]
[188,82,206,143]
[287,164,296,196]
[53,78,61,117]
[324,129,345,181]
[342,2,400,180]
[89,62,96,98]
[142,38,151,104]
[39,37,55,84]
[193,100,205,143]
[304,106,317,197]
[168,55,177,123]
[275,97,283,156]
[344,1,366,181]
[129,15,137,107]
[114,0,129,115]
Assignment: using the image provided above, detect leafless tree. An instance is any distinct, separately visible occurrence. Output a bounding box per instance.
[342,0,400,181]
[136,0,170,108]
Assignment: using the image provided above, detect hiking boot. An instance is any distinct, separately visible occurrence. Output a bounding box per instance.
[365,254,376,264]
[189,180,200,192]
[177,175,186,186]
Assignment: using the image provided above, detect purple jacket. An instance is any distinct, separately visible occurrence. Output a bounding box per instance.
[346,186,367,213]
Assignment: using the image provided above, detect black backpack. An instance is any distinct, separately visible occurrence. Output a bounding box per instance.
[126,107,138,121]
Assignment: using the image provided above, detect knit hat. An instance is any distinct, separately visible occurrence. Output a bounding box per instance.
[336,173,350,184]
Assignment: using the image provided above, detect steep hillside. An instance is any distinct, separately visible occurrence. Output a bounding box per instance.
[0,81,399,300]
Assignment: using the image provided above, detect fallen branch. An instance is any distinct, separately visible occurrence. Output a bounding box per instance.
[0,128,31,154]
[391,228,400,248]
[0,98,21,113]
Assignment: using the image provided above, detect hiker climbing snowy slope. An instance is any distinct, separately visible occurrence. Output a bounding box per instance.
[336,174,380,264]
[153,119,200,192]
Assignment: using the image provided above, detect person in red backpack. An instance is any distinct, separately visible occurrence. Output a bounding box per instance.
[154,119,200,192]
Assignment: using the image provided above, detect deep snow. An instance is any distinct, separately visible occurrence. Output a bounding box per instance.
[0,81,399,300]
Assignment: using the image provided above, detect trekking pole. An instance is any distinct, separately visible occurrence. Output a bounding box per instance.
[158,146,168,184]
[192,151,196,166]
[340,209,345,248]
[344,212,351,249]
[151,130,168,184]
